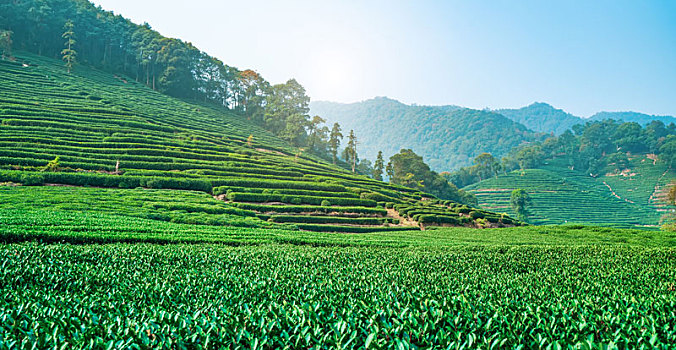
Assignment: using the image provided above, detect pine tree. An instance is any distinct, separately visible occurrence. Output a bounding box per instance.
[373,151,385,181]
[329,123,343,164]
[61,20,77,73]
[346,130,357,173]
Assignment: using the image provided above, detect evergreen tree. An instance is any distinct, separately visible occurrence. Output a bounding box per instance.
[345,130,358,173]
[329,123,343,164]
[61,20,76,73]
[373,151,385,181]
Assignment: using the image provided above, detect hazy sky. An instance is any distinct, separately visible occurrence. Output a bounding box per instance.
[91,0,676,117]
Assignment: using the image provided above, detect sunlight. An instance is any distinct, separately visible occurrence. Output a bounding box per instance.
[308,49,359,101]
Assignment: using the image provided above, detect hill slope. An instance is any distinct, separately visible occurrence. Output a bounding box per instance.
[465,155,674,229]
[0,52,517,231]
[310,97,543,171]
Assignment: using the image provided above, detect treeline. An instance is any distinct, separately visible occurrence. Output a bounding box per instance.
[446,119,676,188]
[1,0,241,105]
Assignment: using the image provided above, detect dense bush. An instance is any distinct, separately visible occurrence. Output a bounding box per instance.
[269,215,389,225]
[227,192,376,207]
[233,203,387,216]
[295,224,419,233]
[212,179,346,192]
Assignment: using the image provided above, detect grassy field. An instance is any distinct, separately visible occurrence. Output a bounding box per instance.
[465,156,674,229]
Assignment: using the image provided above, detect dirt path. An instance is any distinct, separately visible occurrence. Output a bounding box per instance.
[602,181,635,203]
[649,169,671,205]
[386,208,420,228]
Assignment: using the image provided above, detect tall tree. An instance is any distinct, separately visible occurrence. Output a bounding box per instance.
[373,151,385,181]
[61,19,76,73]
[329,123,343,164]
[510,189,532,222]
[345,130,358,173]
[473,153,500,181]
[307,115,327,151]
[264,79,310,145]
[0,30,12,59]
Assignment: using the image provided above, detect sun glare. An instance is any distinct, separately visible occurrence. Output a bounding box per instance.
[308,49,359,101]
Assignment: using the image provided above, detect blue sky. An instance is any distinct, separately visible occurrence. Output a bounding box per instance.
[91,0,676,117]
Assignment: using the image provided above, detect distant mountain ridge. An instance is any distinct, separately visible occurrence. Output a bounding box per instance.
[310,97,544,172]
[588,111,676,126]
[496,103,582,135]
[496,103,676,135]
[311,97,676,172]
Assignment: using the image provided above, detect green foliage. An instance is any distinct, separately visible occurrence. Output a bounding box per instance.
[372,150,385,181]
[343,129,358,172]
[61,20,76,73]
[0,186,270,228]
[466,157,674,229]
[496,102,583,135]
[310,97,543,171]
[510,189,532,222]
[0,51,471,233]
[42,156,61,172]
[328,122,342,164]
[449,119,676,188]
[388,149,476,205]
[0,30,12,58]
[2,243,675,347]
[19,173,44,186]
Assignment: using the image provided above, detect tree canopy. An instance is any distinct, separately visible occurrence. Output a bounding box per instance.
[510,189,532,222]
[387,149,476,206]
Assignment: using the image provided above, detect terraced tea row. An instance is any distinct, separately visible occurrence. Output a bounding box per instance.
[0,53,451,232]
[465,163,668,228]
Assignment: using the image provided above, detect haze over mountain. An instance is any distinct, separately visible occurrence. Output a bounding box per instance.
[496,103,676,135]
[310,97,543,172]
[312,98,676,172]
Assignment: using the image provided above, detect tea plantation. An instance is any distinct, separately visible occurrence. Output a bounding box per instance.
[2,51,676,348]
[465,157,674,229]
[0,52,521,232]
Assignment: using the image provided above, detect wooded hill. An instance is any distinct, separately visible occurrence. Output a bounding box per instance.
[310,97,544,171]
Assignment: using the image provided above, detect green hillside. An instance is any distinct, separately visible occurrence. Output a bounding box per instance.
[0,52,517,231]
[465,155,674,229]
[496,102,583,135]
[310,97,544,171]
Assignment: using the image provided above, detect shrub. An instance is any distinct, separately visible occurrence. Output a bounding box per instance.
[20,173,44,186]
[321,200,331,207]
[469,211,485,219]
